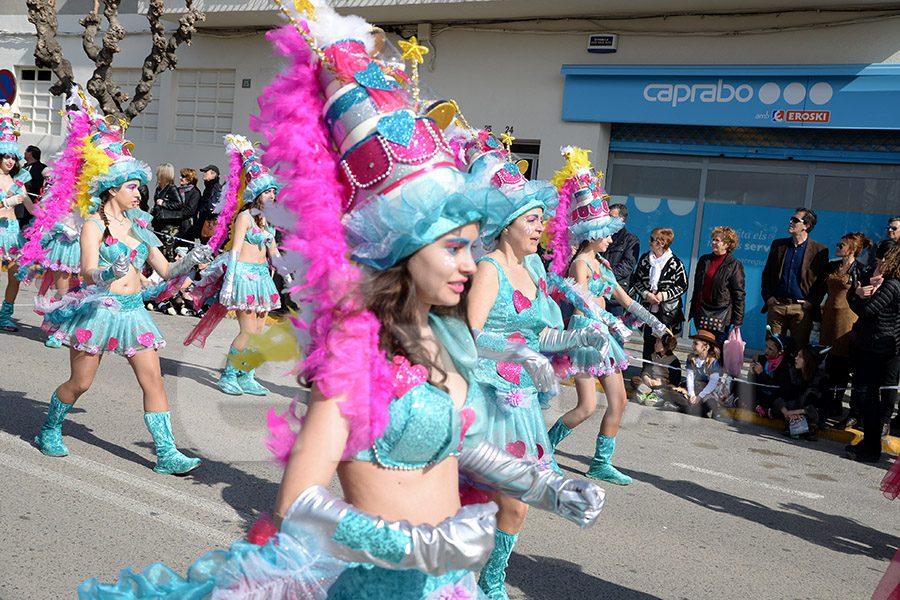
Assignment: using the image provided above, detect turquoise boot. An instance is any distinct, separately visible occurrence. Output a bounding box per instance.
[217,346,243,395]
[35,391,74,456]
[45,334,62,348]
[237,369,269,396]
[143,411,201,475]
[585,434,632,485]
[547,418,573,451]
[0,300,17,331]
[478,529,518,600]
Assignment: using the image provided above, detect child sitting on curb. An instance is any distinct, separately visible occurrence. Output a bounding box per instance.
[747,330,794,418]
[661,329,731,418]
[775,345,831,441]
[631,333,681,405]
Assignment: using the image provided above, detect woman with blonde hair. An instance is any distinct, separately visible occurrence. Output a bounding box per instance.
[632,226,688,359]
[151,163,183,261]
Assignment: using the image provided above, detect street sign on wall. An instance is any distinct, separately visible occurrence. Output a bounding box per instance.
[0,70,16,105]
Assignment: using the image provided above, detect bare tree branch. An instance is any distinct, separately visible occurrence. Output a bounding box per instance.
[27,0,205,122]
[25,0,75,97]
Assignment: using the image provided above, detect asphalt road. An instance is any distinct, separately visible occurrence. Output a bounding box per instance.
[0,285,897,599]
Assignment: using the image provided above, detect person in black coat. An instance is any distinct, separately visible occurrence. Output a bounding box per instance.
[20,145,46,228]
[774,345,830,441]
[847,245,900,462]
[151,163,184,261]
[689,226,746,348]
[178,168,202,241]
[747,331,794,416]
[602,203,639,317]
[198,165,221,245]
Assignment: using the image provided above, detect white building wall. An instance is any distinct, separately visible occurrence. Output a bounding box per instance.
[1,9,899,181]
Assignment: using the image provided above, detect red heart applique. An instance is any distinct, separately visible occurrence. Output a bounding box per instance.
[497,361,521,385]
[75,328,92,344]
[507,332,526,345]
[137,332,155,347]
[107,337,119,352]
[246,294,256,305]
[539,278,548,295]
[536,443,545,459]
[506,440,527,458]
[512,290,532,313]
[392,355,428,397]
[270,293,279,303]
[458,408,476,450]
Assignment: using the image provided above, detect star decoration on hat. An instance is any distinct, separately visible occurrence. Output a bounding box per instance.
[500,131,516,148]
[294,0,317,20]
[399,36,429,64]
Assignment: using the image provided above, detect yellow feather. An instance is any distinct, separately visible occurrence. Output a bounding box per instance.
[74,137,113,217]
[549,146,592,191]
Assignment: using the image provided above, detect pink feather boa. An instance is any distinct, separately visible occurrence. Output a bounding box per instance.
[208,150,243,253]
[19,110,91,271]
[547,178,576,275]
[251,25,394,465]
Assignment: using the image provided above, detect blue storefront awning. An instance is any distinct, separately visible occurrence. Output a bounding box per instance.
[561,64,900,130]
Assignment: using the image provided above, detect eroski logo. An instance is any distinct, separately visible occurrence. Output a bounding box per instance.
[644,79,754,107]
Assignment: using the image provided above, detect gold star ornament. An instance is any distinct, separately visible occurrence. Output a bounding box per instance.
[294,0,317,20]
[399,36,429,64]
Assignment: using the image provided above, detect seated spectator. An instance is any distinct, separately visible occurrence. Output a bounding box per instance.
[630,333,681,405]
[660,329,730,418]
[774,345,830,441]
[747,330,794,418]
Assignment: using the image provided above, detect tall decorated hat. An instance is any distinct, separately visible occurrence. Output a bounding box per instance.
[208,134,282,253]
[72,92,150,216]
[0,104,24,160]
[448,126,558,245]
[546,146,623,274]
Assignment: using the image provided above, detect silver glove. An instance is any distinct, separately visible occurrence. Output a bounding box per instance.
[626,300,668,338]
[538,326,608,355]
[280,485,497,576]
[595,310,632,343]
[1,195,22,209]
[92,253,130,284]
[473,328,558,396]
[60,223,80,241]
[168,244,214,279]
[219,251,238,305]
[458,441,605,529]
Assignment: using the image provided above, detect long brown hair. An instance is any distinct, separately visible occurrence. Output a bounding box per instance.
[96,187,120,241]
[240,194,268,230]
[690,341,721,371]
[359,257,469,392]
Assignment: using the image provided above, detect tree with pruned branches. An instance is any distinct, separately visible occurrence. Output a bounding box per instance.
[26,0,205,121]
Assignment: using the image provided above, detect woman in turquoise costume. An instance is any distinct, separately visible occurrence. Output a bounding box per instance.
[33,106,212,475]
[544,147,669,487]
[78,2,604,598]
[0,104,34,332]
[187,134,283,396]
[463,133,611,600]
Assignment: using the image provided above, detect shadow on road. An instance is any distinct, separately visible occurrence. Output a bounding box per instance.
[159,355,298,398]
[631,468,900,561]
[509,552,662,600]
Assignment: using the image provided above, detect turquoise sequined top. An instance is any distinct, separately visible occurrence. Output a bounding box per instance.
[352,314,487,470]
[244,222,275,249]
[473,254,564,402]
[572,257,617,300]
[90,209,161,270]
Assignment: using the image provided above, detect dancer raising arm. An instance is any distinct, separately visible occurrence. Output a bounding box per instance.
[545,147,670,486]
[34,106,211,475]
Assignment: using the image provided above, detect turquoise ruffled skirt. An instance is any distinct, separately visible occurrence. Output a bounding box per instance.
[0,218,24,263]
[42,290,166,357]
[78,531,486,599]
[478,382,555,468]
[39,230,81,273]
[228,261,281,312]
[566,314,630,377]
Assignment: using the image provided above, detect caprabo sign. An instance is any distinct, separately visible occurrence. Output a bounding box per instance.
[642,79,833,108]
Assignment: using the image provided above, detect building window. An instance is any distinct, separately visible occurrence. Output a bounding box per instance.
[112,69,161,142]
[16,68,63,136]
[173,69,235,144]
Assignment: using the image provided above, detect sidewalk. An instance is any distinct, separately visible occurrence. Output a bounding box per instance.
[567,337,900,456]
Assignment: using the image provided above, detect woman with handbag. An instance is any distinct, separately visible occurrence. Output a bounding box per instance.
[631,227,688,360]
[689,226,746,348]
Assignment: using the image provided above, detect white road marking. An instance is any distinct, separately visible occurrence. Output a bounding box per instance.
[0,451,234,545]
[671,462,825,500]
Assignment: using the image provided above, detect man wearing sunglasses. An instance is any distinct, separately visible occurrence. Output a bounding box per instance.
[865,217,900,269]
[760,207,829,348]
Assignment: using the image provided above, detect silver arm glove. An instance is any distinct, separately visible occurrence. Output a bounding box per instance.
[219,250,238,305]
[91,254,130,284]
[594,309,632,343]
[458,441,605,529]
[472,328,558,396]
[538,326,609,357]
[168,244,214,279]
[60,223,80,241]
[626,300,668,338]
[280,485,497,575]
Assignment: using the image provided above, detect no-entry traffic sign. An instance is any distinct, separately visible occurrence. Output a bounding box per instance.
[0,70,16,105]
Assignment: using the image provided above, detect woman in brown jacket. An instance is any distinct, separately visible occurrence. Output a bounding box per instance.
[689,226,746,347]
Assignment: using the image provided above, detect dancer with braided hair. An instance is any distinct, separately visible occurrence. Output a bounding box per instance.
[33,100,212,475]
